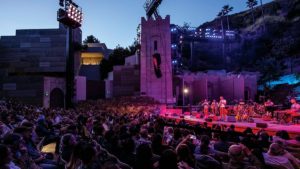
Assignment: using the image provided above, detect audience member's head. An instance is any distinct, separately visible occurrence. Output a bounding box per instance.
[276,130,290,140]
[0,144,12,168]
[159,149,178,169]
[199,135,210,155]
[3,133,24,150]
[176,144,193,165]
[268,143,284,156]
[228,145,244,161]
[80,144,97,166]
[136,144,153,169]
[13,126,32,140]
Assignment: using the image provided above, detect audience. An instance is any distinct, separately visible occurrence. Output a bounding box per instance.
[0,97,300,169]
[228,144,262,169]
[263,143,295,169]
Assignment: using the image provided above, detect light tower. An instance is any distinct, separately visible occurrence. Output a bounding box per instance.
[144,0,163,19]
[57,0,83,108]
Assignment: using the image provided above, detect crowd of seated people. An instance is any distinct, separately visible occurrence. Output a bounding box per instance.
[1,97,300,169]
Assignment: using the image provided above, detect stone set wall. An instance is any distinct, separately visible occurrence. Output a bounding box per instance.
[0,76,44,106]
[43,77,65,108]
[0,24,82,106]
[174,72,258,104]
[112,65,140,97]
[140,16,173,103]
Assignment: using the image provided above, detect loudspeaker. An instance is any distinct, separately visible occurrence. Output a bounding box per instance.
[248,117,254,123]
[256,123,268,128]
[226,116,236,122]
[205,118,212,122]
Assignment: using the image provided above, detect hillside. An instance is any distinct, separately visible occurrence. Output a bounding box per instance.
[191,0,300,100]
[193,0,300,75]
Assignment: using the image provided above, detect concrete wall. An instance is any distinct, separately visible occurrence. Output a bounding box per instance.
[125,54,139,66]
[192,79,207,103]
[75,76,86,101]
[244,74,258,100]
[105,72,113,99]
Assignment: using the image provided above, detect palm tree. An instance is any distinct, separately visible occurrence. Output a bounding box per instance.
[247,0,258,24]
[217,11,225,38]
[217,11,226,65]
[260,0,266,31]
[222,5,234,30]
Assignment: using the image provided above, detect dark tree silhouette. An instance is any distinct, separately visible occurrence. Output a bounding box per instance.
[83,35,100,44]
[247,0,258,24]
[222,5,234,30]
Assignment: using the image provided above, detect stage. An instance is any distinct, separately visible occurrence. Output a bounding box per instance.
[159,112,300,138]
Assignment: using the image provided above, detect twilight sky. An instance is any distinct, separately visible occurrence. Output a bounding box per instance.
[0,0,273,49]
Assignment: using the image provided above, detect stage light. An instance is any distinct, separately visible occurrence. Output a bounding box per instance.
[57,0,83,28]
[183,88,189,94]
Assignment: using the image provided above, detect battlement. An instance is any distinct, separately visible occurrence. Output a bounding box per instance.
[141,15,170,26]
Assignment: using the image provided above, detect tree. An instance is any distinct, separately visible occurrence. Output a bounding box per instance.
[271,36,299,73]
[134,24,141,46]
[100,58,112,80]
[217,10,226,65]
[222,5,234,30]
[257,57,284,90]
[182,22,191,34]
[247,0,258,24]
[83,35,100,44]
[259,0,266,31]
[217,11,225,38]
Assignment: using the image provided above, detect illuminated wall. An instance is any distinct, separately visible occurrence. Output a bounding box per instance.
[81,52,104,65]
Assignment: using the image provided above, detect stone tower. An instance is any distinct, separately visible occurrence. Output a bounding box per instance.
[140,15,173,103]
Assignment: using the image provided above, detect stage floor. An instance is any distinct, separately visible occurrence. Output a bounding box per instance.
[160,113,300,138]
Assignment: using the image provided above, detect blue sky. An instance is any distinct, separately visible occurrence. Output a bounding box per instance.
[0,0,273,49]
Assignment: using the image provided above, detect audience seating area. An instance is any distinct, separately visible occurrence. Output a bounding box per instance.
[1,97,300,169]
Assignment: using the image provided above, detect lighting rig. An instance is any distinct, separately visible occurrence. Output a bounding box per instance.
[57,0,83,108]
[144,0,163,19]
[58,0,83,28]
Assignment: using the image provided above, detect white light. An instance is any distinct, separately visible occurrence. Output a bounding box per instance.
[183,88,189,94]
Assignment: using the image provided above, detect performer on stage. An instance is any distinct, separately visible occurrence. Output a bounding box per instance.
[236,99,245,121]
[264,99,274,117]
[202,99,210,118]
[219,96,227,121]
[290,98,300,115]
[281,98,300,124]
[211,100,218,115]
